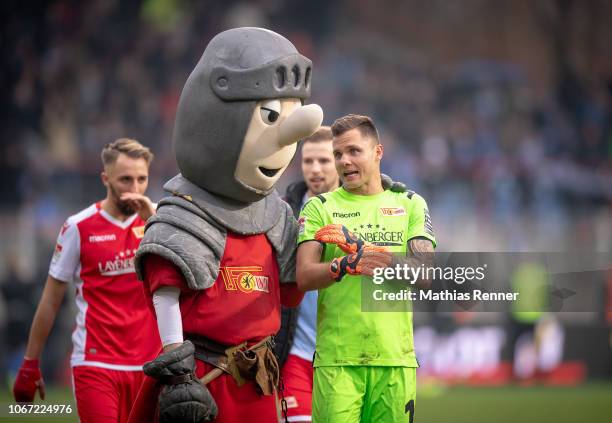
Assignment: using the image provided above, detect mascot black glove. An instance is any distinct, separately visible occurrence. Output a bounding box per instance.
[143,341,218,423]
[381,173,407,193]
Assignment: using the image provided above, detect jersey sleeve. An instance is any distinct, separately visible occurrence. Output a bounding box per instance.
[406,194,437,247]
[48,220,80,283]
[142,254,190,295]
[297,197,325,245]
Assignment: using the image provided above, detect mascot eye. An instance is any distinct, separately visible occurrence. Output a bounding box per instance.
[260,100,281,125]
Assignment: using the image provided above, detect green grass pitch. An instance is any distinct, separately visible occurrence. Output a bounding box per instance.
[0,383,611,422]
[417,383,612,423]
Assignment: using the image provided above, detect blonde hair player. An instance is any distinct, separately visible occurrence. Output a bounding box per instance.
[13,138,161,423]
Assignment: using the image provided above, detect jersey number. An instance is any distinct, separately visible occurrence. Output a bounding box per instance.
[405,399,414,423]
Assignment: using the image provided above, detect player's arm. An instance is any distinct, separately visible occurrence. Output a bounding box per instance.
[395,193,436,290]
[15,215,80,403]
[312,225,394,281]
[24,275,68,360]
[295,197,335,291]
[296,241,336,291]
[295,198,390,289]
[392,237,435,290]
[14,275,68,402]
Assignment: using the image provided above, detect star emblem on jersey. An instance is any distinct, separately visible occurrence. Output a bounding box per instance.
[344,221,398,247]
[98,249,136,276]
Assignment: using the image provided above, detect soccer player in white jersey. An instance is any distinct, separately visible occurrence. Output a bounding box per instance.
[13,138,161,423]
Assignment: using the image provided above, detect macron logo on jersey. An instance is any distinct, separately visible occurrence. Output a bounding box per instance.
[332,211,360,218]
[89,234,117,243]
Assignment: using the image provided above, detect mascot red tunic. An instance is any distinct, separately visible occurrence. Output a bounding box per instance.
[128,27,323,423]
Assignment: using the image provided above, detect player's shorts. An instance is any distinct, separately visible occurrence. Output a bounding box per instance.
[281,354,313,422]
[312,366,416,423]
[72,366,146,423]
[128,358,279,423]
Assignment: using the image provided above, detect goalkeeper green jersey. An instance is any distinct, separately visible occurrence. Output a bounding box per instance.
[297,187,436,367]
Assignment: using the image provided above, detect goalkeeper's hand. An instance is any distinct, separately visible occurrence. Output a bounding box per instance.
[315,224,387,254]
[329,247,393,281]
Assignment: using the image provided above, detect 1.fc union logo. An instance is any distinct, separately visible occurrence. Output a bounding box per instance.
[220,266,270,293]
[379,207,406,216]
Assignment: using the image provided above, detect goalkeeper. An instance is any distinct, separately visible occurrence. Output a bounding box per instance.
[296,114,436,423]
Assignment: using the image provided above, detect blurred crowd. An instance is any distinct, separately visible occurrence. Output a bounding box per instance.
[1,0,611,385]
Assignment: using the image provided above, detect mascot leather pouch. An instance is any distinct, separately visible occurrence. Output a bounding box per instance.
[186,334,280,396]
[234,343,280,396]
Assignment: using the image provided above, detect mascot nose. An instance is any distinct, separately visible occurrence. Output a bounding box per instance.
[278,104,324,147]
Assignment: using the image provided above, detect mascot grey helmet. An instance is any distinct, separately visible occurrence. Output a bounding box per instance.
[174,27,316,203]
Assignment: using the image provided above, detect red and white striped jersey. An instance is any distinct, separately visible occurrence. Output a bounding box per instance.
[49,202,160,370]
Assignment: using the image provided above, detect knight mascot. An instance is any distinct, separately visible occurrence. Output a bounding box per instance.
[128,27,323,423]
